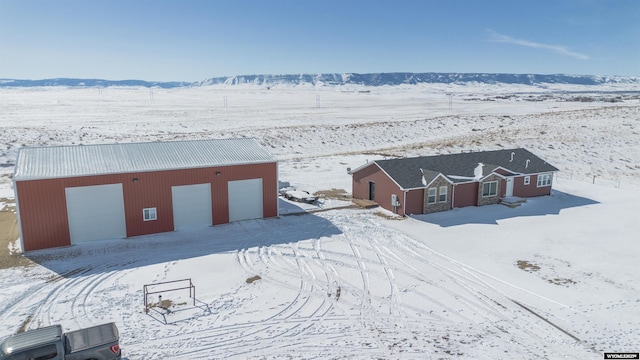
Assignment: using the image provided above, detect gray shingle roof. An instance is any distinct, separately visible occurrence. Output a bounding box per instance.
[14,138,276,181]
[374,148,558,189]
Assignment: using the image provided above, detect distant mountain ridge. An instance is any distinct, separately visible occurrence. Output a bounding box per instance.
[0,78,191,88]
[1,73,639,88]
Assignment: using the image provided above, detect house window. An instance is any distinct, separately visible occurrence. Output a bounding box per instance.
[439,186,447,203]
[482,181,498,197]
[537,173,552,187]
[143,207,157,221]
[427,188,437,204]
[524,176,530,185]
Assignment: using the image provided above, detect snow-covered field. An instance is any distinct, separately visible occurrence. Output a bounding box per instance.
[0,83,639,359]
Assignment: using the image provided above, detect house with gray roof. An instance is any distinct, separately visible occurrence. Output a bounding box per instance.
[351,148,558,216]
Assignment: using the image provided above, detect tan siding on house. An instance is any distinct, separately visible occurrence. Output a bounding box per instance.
[423,177,452,214]
[477,174,503,206]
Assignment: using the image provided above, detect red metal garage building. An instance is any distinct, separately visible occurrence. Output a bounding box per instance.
[13,138,278,252]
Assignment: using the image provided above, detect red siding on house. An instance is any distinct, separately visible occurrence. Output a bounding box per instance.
[453,182,479,208]
[352,164,378,200]
[494,168,513,176]
[513,174,553,197]
[499,178,508,198]
[352,163,405,215]
[403,189,424,215]
[16,162,277,251]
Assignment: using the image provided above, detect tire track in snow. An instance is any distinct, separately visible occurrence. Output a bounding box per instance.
[248,221,336,327]
[375,215,595,352]
[319,213,582,354]
[0,251,145,335]
[0,274,65,332]
[363,227,405,321]
[32,263,131,330]
[236,237,321,325]
[265,214,473,353]
[0,263,120,332]
[197,221,338,357]
[384,229,549,331]
[15,267,93,329]
[230,217,407,356]
[282,221,428,353]
[68,267,137,326]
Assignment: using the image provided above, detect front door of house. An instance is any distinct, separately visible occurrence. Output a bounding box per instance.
[368,181,375,201]
[505,177,514,197]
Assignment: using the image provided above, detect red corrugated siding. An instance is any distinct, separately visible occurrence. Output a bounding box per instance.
[403,189,424,215]
[16,162,277,251]
[15,178,71,251]
[453,182,479,208]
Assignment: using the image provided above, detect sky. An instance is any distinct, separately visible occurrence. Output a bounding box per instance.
[0,0,638,81]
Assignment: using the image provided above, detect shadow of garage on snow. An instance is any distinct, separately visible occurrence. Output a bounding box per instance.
[27,211,342,277]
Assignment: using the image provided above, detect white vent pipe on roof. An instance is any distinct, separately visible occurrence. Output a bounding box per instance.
[510,151,515,162]
[525,159,530,169]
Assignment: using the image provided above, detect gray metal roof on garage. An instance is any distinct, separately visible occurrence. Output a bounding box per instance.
[14,138,277,181]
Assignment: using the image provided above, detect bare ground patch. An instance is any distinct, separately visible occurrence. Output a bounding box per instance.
[0,199,33,269]
[517,260,576,286]
[517,260,541,272]
[145,299,188,313]
[547,278,577,286]
[17,315,33,333]
[373,211,405,220]
[314,188,351,200]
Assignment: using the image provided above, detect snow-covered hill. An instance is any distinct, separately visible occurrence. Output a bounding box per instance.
[199,72,640,87]
[2,72,639,89]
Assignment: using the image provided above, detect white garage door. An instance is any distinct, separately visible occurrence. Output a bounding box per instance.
[172,183,212,230]
[65,183,126,244]
[228,178,263,222]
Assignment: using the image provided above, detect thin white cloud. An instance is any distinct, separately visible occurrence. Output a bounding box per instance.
[488,30,589,60]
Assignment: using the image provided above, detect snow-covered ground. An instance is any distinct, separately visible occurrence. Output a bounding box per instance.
[0,84,639,359]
